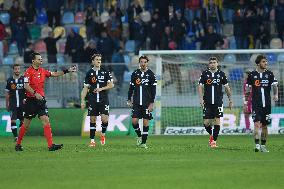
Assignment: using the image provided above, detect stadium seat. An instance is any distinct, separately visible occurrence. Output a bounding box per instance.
[41,26,52,38]
[123,71,131,82]
[100,11,110,23]
[123,54,131,65]
[62,11,74,24]
[34,40,47,53]
[65,25,80,34]
[229,68,243,81]
[121,14,128,23]
[29,25,41,40]
[270,38,282,49]
[75,12,84,24]
[222,24,234,37]
[8,43,18,55]
[3,56,14,64]
[125,40,135,53]
[140,11,151,23]
[266,53,277,64]
[79,26,86,38]
[277,53,284,62]
[54,26,66,38]
[0,12,10,25]
[57,54,65,64]
[0,72,6,82]
[229,37,236,49]
[15,56,23,64]
[223,54,236,63]
[36,11,48,25]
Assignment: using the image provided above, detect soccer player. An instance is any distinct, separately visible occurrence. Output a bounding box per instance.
[5,64,25,141]
[15,52,77,151]
[127,55,157,149]
[245,54,278,152]
[243,70,252,133]
[198,56,233,148]
[81,54,114,147]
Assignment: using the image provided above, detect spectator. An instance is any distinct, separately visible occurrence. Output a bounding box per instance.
[111,47,128,92]
[148,11,165,50]
[44,31,62,63]
[202,0,223,34]
[201,24,224,50]
[233,9,247,49]
[9,0,25,25]
[24,42,34,63]
[160,26,175,50]
[83,40,98,63]
[97,30,115,66]
[65,29,85,63]
[152,0,170,22]
[275,0,284,40]
[190,17,205,49]
[185,0,202,24]
[25,0,36,24]
[84,4,97,40]
[11,16,30,56]
[44,0,64,28]
[132,15,147,54]
[244,8,258,49]
[0,20,5,64]
[255,23,270,49]
[106,8,123,39]
[127,0,143,40]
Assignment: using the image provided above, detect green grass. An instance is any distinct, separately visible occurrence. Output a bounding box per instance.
[1,135,284,189]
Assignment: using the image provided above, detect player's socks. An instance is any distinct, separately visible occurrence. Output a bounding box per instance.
[17,125,27,145]
[90,122,96,139]
[101,122,108,135]
[11,122,18,138]
[204,124,212,135]
[213,125,220,141]
[141,126,149,144]
[261,140,266,145]
[132,123,141,137]
[44,124,53,148]
[255,139,260,144]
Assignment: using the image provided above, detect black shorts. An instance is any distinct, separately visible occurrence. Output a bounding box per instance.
[203,104,223,119]
[132,104,153,120]
[252,107,271,125]
[88,102,109,116]
[23,98,49,119]
[10,107,24,121]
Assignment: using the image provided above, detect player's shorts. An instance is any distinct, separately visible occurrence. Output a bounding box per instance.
[10,107,24,121]
[203,104,223,119]
[131,104,153,120]
[252,106,271,125]
[88,102,109,116]
[23,97,49,119]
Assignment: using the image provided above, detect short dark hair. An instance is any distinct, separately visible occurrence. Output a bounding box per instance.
[208,56,218,62]
[91,53,102,61]
[30,52,41,62]
[139,55,149,62]
[12,63,20,69]
[255,54,267,64]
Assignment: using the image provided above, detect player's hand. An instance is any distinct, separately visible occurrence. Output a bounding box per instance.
[199,99,204,109]
[35,93,43,100]
[229,101,233,110]
[93,88,103,93]
[127,100,133,108]
[81,101,85,109]
[273,95,279,101]
[68,65,77,72]
[148,103,154,112]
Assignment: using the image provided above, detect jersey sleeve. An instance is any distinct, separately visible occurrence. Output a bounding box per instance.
[270,72,278,86]
[84,72,90,87]
[221,72,229,86]
[44,69,52,77]
[198,72,205,85]
[5,79,10,92]
[151,73,157,86]
[24,71,30,83]
[150,73,157,103]
[246,72,253,87]
[128,72,135,100]
[106,71,113,82]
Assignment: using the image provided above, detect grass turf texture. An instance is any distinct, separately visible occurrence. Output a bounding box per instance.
[0,135,284,189]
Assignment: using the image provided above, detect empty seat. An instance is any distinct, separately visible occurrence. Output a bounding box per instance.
[229,68,243,81]
[266,53,277,64]
[41,26,52,38]
[57,54,65,64]
[8,43,18,55]
[125,40,135,53]
[36,11,48,25]
[223,54,236,63]
[29,25,41,40]
[123,54,131,65]
[123,71,131,82]
[54,26,66,38]
[57,39,66,53]
[222,23,234,37]
[75,12,84,24]
[3,56,14,64]
[62,11,74,24]
[229,37,236,49]
[270,38,282,49]
[0,12,10,25]
[277,53,284,62]
[79,26,86,38]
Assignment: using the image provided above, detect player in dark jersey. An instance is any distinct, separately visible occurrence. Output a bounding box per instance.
[245,54,278,153]
[127,55,157,149]
[198,57,233,148]
[81,54,114,147]
[5,64,25,141]
[15,52,77,151]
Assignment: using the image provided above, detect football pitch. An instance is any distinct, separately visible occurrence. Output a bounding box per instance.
[0,135,284,189]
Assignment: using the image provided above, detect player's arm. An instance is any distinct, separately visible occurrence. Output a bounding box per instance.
[93,72,114,93]
[127,72,135,107]
[50,66,77,77]
[24,82,43,100]
[197,73,205,108]
[244,72,252,103]
[5,91,10,111]
[224,84,233,109]
[80,85,89,109]
[148,74,157,112]
[271,74,279,101]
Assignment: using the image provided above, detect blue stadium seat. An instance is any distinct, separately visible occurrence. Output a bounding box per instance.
[8,43,18,55]
[36,11,48,25]
[3,56,14,64]
[123,71,131,82]
[223,54,236,63]
[229,68,243,81]
[229,37,236,49]
[62,12,75,24]
[57,54,65,64]
[0,12,10,25]
[277,53,284,62]
[266,53,277,64]
[125,40,135,53]
[123,54,131,65]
